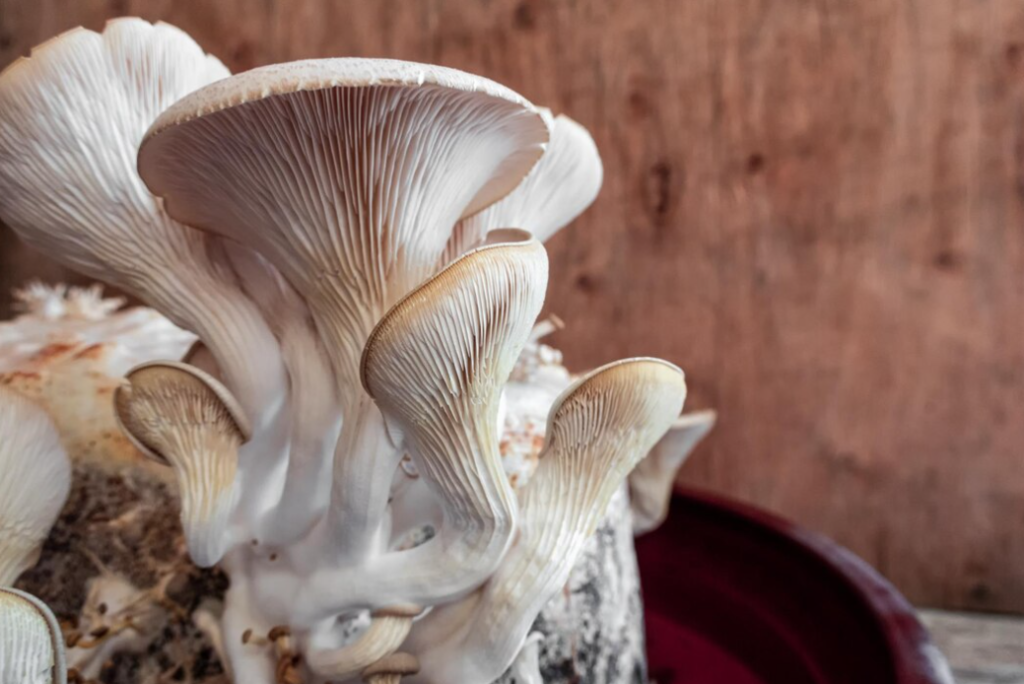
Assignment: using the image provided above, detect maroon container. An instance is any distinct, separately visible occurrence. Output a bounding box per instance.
[636,488,950,684]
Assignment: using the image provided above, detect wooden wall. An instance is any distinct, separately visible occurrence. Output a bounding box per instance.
[2,0,1024,613]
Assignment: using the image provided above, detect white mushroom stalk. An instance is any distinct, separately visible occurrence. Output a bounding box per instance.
[0,387,71,585]
[113,361,251,567]
[630,409,717,535]
[0,587,67,684]
[408,358,687,683]
[138,57,550,561]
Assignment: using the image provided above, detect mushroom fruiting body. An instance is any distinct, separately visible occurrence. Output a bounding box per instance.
[0,18,703,684]
[409,358,687,683]
[0,588,66,684]
[630,410,717,535]
[0,387,71,585]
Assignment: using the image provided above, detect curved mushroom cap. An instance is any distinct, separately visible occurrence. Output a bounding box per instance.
[138,58,549,392]
[113,361,249,566]
[446,112,603,260]
[361,229,547,516]
[0,588,66,684]
[0,388,71,585]
[413,357,685,683]
[630,409,717,535]
[0,18,228,286]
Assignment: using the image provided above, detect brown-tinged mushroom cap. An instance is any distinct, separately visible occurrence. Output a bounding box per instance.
[0,588,66,684]
[307,606,422,681]
[412,357,685,683]
[0,19,284,424]
[113,361,250,566]
[630,409,717,535]
[0,388,71,586]
[138,58,550,399]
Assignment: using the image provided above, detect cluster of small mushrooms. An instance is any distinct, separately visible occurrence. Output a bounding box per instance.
[0,18,715,684]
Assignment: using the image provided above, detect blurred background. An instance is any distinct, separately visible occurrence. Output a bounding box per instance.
[2,0,1023,620]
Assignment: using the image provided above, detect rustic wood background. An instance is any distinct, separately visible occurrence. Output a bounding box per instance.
[2,0,1024,613]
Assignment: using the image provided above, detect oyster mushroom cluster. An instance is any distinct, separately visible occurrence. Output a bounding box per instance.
[0,18,713,684]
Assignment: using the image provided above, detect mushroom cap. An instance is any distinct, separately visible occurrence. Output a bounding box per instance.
[363,652,420,678]
[446,112,603,261]
[138,58,549,394]
[0,588,66,684]
[0,18,229,285]
[113,360,251,465]
[141,58,546,220]
[0,388,71,586]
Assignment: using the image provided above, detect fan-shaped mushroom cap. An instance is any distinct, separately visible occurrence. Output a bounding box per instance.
[0,19,283,423]
[412,357,685,683]
[445,112,603,261]
[308,605,422,681]
[139,58,549,397]
[0,388,71,585]
[113,361,249,567]
[630,409,717,535]
[0,588,66,684]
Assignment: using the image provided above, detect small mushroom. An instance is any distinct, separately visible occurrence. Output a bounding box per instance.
[138,57,550,559]
[0,587,67,684]
[363,652,420,684]
[445,111,604,261]
[0,387,71,585]
[0,18,286,427]
[113,361,250,567]
[410,357,686,683]
[307,604,422,681]
[630,409,717,535]
[293,229,547,620]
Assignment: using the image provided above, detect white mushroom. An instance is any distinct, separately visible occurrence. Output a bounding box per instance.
[409,357,686,683]
[292,229,547,620]
[0,587,66,684]
[630,409,717,535]
[0,387,70,585]
[0,19,287,430]
[113,361,250,567]
[444,112,603,262]
[138,58,550,560]
[307,604,422,681]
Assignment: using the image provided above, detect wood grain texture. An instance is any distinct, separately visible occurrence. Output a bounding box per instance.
[2,0,1024,612]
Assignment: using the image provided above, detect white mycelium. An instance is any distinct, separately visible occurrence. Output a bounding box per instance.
[0,18,710,684]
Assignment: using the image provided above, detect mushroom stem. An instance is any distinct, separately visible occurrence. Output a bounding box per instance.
[322,396,403,561]
[306,605,420,680]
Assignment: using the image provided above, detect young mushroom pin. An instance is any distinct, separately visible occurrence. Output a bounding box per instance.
[114,361,251,567]
[0,588,67,684]
[0,387,71,585]
[138,58,550,560]
[409,357,686,683]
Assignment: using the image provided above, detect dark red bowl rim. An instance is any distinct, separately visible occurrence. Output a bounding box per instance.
[641,487,950,684]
